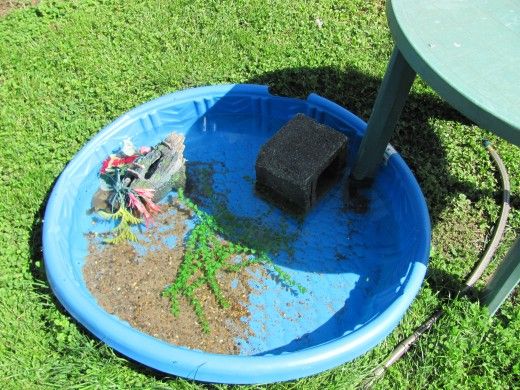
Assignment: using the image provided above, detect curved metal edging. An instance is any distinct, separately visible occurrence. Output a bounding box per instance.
[43,84,430,384]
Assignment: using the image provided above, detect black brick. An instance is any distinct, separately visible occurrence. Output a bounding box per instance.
[255,113,348,211]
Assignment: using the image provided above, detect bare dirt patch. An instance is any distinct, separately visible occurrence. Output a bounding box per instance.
[0,1,38,17]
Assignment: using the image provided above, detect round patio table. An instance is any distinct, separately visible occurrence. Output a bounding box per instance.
[352,0,520,314]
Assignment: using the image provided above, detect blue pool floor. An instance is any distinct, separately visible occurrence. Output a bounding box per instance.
[75,113,412,355]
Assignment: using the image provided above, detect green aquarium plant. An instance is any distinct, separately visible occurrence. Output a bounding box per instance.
[163,188,306,333]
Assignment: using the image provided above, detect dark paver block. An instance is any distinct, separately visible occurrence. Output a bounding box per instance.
[255,113,348,211]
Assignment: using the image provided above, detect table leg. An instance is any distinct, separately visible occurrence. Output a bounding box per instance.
[351,46,416,182]
[481,237,520,316]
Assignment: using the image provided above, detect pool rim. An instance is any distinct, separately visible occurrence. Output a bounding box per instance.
[43,84,430,384]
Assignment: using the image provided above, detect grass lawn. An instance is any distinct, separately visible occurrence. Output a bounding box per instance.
[1,0,519,388]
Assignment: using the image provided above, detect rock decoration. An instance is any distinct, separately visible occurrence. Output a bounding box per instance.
[91,132,186,243]
[127,133,186,203]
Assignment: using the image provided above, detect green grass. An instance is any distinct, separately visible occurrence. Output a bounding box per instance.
[0,0,518,388]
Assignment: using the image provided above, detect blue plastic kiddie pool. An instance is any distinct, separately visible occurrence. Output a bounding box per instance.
[43,84,430,384]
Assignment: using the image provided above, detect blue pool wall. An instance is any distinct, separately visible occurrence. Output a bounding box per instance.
[43,84,430,384]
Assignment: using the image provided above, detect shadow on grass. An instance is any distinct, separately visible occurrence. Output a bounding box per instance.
[28,65,509,380]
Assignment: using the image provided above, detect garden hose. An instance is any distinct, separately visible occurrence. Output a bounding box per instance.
[362,140,511,389]
[463,141,511,289]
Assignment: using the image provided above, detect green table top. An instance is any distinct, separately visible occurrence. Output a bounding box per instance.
[388,0,520,145]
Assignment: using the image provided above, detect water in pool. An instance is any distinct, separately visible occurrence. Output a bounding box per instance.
[72,113,411,356]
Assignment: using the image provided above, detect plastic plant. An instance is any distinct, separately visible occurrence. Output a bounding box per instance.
[163,188,306,333]
[98,205,141,244]
[95,140,161,243]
